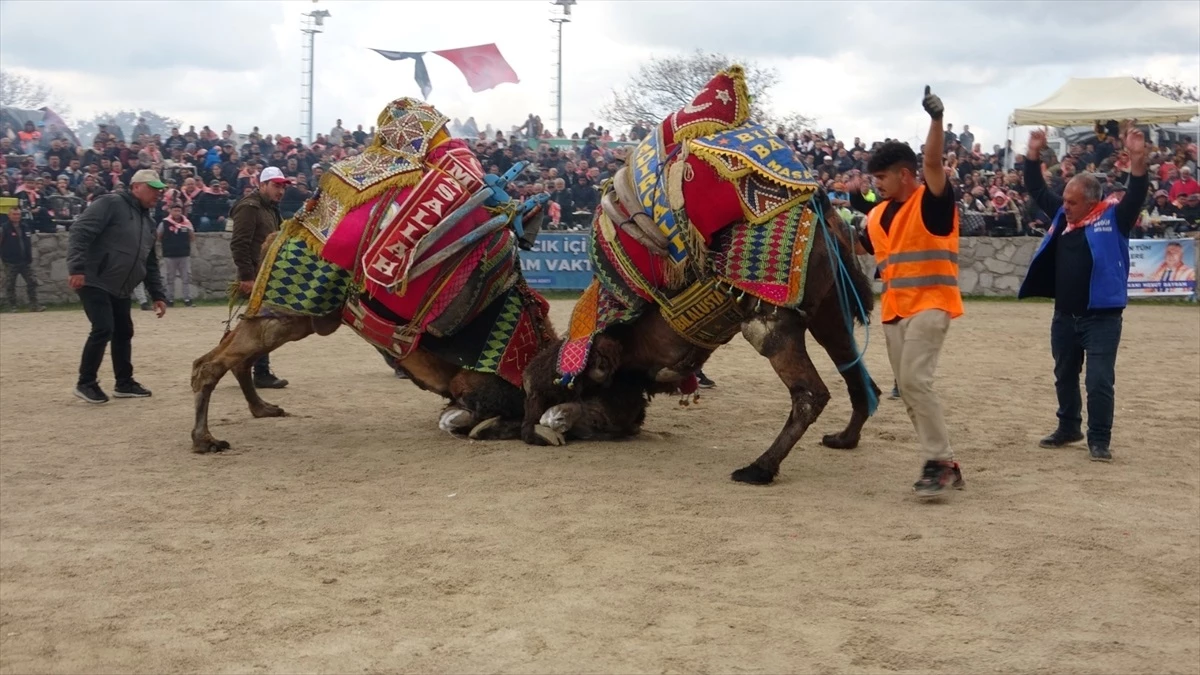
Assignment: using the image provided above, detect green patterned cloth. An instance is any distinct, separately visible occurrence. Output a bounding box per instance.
[261,236,354,316]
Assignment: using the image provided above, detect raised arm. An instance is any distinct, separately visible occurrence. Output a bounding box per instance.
[1023,129,1063,218]
[920,85,947,198]
[1116,125,1149,236]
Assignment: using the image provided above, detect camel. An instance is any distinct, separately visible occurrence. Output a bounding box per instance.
[190,97,556,453]
[517,66,881,484]
[520,193,879,484]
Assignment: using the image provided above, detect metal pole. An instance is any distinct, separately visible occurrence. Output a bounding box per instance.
[555,20,564,134]
[307,35,315,144]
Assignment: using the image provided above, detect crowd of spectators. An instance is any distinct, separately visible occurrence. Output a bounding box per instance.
[4,112,1198,242]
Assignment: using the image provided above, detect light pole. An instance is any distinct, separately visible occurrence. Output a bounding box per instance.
[550,0,575,135]
[300,8,331,144]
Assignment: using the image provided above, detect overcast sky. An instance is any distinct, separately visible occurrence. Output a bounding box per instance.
[2,0,1197,149]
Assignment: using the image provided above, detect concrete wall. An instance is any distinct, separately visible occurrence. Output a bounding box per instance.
[4,233,1196,306]
[11,232,239,305]
[859,237,1043,297]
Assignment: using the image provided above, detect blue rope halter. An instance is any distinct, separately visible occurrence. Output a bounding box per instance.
[813,202,880,417]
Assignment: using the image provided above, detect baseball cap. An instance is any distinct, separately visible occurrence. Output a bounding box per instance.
[130,169,166,189]
[259,166,289,184]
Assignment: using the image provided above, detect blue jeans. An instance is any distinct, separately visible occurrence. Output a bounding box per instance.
[1050,311,1123,446]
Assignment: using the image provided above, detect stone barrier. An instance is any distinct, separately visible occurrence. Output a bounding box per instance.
[4,233,1196,306]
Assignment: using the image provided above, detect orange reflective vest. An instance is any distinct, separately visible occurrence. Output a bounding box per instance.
[866,185,964,322]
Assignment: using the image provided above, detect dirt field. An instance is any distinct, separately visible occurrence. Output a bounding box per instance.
[1,299,1197,674]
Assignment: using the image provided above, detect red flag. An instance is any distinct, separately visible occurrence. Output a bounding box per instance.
[432,43,519,93]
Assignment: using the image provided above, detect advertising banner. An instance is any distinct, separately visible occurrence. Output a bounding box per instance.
[1128,238,1197,297]
[519,232,592,290]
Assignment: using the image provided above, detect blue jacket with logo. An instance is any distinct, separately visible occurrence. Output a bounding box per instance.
[1019,202,1129,309]
[1017,159,1148,312]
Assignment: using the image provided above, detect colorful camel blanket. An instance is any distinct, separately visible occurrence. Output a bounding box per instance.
[553,66,825,384]
[555,203,819,384]
[246,96,550,382]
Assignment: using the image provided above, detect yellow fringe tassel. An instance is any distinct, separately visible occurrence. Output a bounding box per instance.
[317,167,423,218]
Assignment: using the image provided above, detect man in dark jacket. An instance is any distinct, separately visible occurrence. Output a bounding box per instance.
[2,206,44,312]
[1018,126,1148,463]
[229,165,289,388]
[67,169,169,404]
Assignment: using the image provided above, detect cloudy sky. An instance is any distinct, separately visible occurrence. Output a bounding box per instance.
[2,0,1197,149]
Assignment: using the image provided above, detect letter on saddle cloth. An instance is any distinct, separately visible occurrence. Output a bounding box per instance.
[362,169,469,292]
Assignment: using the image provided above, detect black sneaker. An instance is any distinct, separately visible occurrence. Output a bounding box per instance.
[912,460,965,498]
[184,299,193,307]
[166,300,175,308]
[139,302,151,311]
[697,373,716,389]
[74,383,110,405]
[31,305,46,312]
[254,372,289,389]
[890,384,901,399]
[113,381,152,398]
[1089,444,1113,462]
[1039,429,1084,448]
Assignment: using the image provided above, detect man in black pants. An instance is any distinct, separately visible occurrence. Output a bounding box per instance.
[1018,126,1148,462]
[67,169,169,404]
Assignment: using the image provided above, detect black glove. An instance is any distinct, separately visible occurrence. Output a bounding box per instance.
[922,85,944,121]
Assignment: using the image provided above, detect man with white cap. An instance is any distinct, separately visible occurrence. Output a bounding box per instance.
[67,168,169,404]
[229,166,289,389]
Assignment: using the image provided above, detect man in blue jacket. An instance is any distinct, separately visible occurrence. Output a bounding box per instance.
[1018,126,1148,462]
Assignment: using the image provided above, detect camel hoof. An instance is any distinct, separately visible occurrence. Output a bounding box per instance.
[439,407,474,434]
[533,424,566,447]
[539,405,573,434]
[252,404,287,418]
[821,433,859,450]
[193,438,231,454]
[468,416,501,440]
[731,464,775,485]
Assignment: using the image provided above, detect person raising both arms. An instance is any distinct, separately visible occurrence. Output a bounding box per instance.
[1017,123,1149,463]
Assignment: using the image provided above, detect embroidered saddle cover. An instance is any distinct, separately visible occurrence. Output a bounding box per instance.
[554,67,824,384]
[245,97,552,386]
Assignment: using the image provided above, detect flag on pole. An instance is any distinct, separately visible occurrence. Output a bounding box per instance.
[370,49,433,99]
[431,44,519,93]
[371,43,518,99]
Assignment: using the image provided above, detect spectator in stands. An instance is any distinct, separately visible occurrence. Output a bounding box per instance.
[1179,192,1200,227]
[15,174,51,233]
[193,180,232,232]
[76,174,105,203]
[2,206,43,312]
[329,119,346,146]
[158,203,195,307]
[1169,166,1199,202]
[959,125,974,153]
[17,121,41,155]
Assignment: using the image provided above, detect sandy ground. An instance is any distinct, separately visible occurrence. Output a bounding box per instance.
[1,299,1197,674]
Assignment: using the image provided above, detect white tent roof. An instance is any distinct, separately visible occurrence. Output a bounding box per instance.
[1011,77,1199,127]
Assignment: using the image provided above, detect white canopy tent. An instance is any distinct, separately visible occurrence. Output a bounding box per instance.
[1004,77,1199,169]
[1011,76,1198,127]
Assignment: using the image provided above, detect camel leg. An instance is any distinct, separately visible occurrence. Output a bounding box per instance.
[732,311,831,485]
[807,293,880,450]
[190,316,314,453]
[232,361,286,418]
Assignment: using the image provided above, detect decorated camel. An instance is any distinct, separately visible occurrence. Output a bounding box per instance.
[518,66,882,485]
[190,98,556,453]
